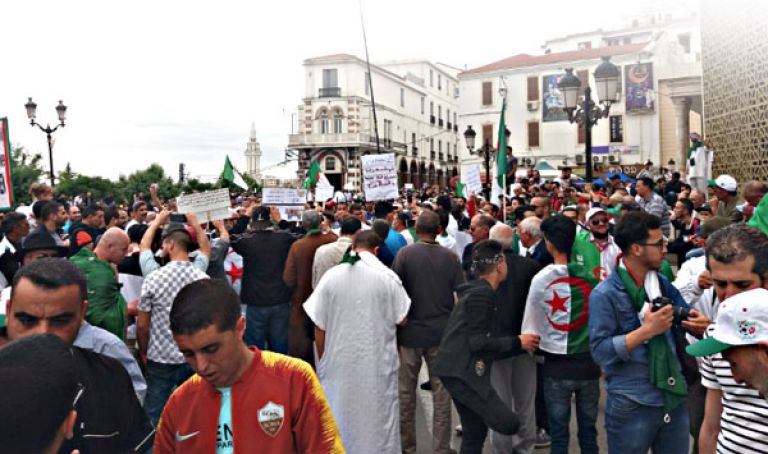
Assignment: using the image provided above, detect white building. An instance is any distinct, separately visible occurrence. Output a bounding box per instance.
[287,54,461,191]
[244,123,262,183]
[458,10,702,178]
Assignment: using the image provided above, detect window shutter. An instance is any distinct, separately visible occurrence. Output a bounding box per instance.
[482,82,493,106]
[528,122,540,148]
[578,122,586,144]
[482,124,493,147]
[527,77,539,102]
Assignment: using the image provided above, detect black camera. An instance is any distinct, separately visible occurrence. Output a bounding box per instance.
[650,296,690,326]
[170,213,187,223]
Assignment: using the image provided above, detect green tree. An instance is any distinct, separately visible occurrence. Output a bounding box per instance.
[180,178,216,194]
[56,174,116,200]
[9,145,45,206]
[113,163,180,205]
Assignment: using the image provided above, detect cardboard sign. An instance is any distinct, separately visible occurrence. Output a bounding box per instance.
[176,188,232,222]
[463,165,482,195]
[262,188,306,221]
[361,153,398,201]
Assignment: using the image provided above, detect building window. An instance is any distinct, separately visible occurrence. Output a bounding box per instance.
[325,157,336,171]
[447,108,450,123]
[421,96,425,114]
[430,138,434,151]
[438,105,442,120]
[412,132,416,147]
[527,76,539,102]
[430,101,434,115]
[400,88,405,107]
[322,69,338,88]
[333,109,343,134]
[430,69,434,87]
[319,110,329,134]
[453,112,457,125]
[482,124,493,147]
[438,140,442,153]
[528,122,540,148]
[610,115,624,142]
[678,34,691,54]
[438,74,442,90]
[577,41,592,50]
[482,81,493,106]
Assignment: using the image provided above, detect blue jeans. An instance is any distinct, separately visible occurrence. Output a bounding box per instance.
[605,393,689,454]
[542,376,599,454]
[144,361,194,426]
[244,304,289,354]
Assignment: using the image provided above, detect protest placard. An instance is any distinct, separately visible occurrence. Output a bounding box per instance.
[464,165,482,195]
[361,153,398,201]
[262,188,306,221]
[176,188,232,222]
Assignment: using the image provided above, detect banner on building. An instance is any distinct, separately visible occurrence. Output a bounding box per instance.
[361,153,398,201]
[262,187,306,220]
[463,165,483,195]
[0,118,14,210]
[542,75,568,122]
[176,188,231,222]
[625,63,655,113]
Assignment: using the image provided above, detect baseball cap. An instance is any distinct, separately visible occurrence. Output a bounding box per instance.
[686,288,768,357]
[75,231,93,248]
[586,207,606,221]
[715,175,738,192]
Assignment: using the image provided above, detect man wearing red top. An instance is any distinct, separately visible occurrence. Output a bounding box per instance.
[155,279,344,454]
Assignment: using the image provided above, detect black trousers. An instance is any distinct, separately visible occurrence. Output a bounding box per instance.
[442,377,519,454]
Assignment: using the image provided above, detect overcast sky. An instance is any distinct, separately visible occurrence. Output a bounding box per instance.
[0,0,697,183]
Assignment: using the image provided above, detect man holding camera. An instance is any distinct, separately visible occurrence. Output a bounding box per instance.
[589,211,710,453]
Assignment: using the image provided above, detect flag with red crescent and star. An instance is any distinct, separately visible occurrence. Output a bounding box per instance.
[521,262,598,355]
[223,248,244,295]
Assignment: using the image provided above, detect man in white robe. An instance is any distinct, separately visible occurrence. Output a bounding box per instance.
[304,230,411,453]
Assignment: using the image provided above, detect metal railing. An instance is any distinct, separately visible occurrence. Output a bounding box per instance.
[319,87,341,97]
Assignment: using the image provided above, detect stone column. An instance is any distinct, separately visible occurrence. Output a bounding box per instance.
[671,96,692,176]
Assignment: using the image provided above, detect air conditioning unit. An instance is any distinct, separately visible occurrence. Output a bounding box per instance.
[526,101,539,111]
[522,157,533,166]
[575,154,584,164]
[609,153,620,164]
[593,156,601,163]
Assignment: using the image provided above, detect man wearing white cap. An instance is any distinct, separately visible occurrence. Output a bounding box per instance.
[571,207,620,282]
[712,174,743,224]
[687,288,768,398]
[687,133,713,194]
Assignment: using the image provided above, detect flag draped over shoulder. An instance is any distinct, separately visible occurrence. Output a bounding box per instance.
[304,160,322,190]
[521,263,598,355]
[223,156,248,190]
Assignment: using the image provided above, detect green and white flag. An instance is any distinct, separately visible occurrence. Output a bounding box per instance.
[455,180,467,198]
[495,98,507,188]
[521,263,598,355]
[223,155,248,190]
[304,159,322,190]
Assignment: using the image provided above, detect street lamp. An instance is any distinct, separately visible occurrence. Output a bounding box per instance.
[24,97,67,187]
[558,56,620,182]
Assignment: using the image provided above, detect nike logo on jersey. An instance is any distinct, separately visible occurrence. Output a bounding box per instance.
[175,431,200,442]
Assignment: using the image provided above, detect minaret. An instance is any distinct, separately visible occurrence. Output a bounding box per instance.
[244,122,262,182]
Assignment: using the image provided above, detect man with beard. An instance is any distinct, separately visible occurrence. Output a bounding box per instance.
[571,208,620,283]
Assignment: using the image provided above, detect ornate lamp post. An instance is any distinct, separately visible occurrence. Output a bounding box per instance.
[558,56,620,182]
[25,97,67,187]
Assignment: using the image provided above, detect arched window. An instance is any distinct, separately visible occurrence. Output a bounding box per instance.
[318,110,329,134]
[333,109,343,133]
[325,156,336,171]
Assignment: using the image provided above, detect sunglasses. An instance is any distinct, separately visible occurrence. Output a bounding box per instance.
[590,218,609,226]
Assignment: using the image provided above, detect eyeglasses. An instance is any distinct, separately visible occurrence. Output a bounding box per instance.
[590,218,609,226]
[638,239,665,250]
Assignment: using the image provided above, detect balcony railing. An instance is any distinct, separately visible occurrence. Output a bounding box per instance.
[453,124,458,133]
[438,119,444,128]
[430,151,436,159]
[411,146,418,157]
[430,115,436,125]
[439,152,444,161]
[288,132,407,153]
[319,87,341,97]
[447,121,452,130]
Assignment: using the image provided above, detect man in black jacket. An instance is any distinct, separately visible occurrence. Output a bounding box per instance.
[231,206,295,353]
[435,240,539,453]
[488,224,542,454]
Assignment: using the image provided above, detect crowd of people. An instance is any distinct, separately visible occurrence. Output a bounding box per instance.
[1,156,768,454]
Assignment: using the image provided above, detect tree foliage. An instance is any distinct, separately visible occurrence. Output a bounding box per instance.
[115,164,180,204]
[10,145,45,205]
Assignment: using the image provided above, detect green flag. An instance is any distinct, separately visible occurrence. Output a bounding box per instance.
[304,160,321,190]
[748,192,768,236]
[455,181,467,198]
[223,156,248,190]
[496,99,507,188]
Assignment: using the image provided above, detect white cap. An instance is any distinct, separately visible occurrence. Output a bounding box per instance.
[715,175,738,192]
[687,288,768,356]
[586,207,606,221]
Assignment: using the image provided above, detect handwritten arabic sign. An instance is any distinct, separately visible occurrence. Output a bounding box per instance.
[361,153,398,201]
[176,188,231,222]
[463,165,482,195]
[262,188,306,221]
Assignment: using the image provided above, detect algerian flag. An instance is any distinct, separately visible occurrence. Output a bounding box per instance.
[571,230,607,282]
[748,192,768,236]
[490,161,504,204]
[521,263,598,355]
[304,160,321,189]
[455,180,467,198]
[223,156,248,190]
[495,98,507,188]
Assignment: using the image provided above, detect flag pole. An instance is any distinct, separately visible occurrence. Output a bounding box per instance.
[502,172,507,224]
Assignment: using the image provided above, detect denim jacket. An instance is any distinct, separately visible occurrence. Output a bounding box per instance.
[588,269,690,406]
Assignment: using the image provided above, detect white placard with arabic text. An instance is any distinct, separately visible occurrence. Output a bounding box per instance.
[262,188,306,221]
[361,153,398,201]
[176,188,231,222]
[463,165,483,195]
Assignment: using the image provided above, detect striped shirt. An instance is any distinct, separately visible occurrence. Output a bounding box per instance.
[700,325,768,453]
